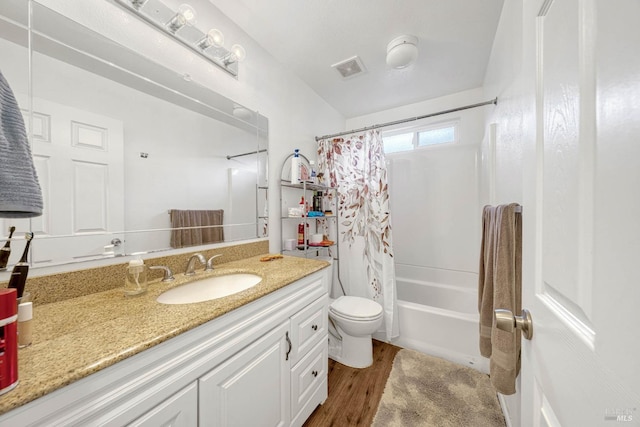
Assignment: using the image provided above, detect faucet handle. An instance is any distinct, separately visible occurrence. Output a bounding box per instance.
[205,254,223,271]
[149,265,175,282]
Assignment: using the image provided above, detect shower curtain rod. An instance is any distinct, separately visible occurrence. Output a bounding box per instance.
[226,148,267,160]
[315,97,498,141]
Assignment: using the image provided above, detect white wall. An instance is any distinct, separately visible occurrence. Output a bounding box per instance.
[481,1,526,425]
[34,0,345,255]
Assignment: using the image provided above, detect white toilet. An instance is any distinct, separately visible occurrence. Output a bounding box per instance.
[328,295,383,368]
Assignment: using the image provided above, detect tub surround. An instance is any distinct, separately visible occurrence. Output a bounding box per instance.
[0,249,329,416]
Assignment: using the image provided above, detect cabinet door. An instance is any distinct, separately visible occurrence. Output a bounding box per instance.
[199,321,290,427]
[128,382,197,427]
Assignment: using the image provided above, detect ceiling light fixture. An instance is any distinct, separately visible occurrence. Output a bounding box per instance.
[115,0,246,77]
[386,35,418,69]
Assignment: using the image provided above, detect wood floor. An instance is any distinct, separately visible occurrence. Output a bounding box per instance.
[304,340,402,427]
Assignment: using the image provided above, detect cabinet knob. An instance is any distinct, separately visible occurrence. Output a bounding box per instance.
[311,324,318,331]
[312,370,318,377]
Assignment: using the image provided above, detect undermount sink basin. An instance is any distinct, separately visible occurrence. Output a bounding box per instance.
[157,273,262,305]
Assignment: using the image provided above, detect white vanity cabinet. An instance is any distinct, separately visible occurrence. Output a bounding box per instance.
[199,321,290,426]
[129,383,198,427]
[0,269,329,427]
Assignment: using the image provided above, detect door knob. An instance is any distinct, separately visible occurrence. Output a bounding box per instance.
[494,308,533,340]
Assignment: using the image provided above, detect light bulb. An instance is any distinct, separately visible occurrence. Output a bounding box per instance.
[230,44,246,62]
[207,29,225,47]
[167,4,197,32]
[178,4,197,24]
[198,28,224,50]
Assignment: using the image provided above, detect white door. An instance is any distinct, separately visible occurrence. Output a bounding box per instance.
[26,97,124,265]
[520,0,640,425]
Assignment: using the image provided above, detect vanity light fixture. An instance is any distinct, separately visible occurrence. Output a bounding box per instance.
[115,0,246,77]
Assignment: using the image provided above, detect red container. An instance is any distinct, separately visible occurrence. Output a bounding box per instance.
[297,222,305,246]
[0,288,18,395]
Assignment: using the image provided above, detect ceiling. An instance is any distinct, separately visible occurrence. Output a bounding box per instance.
[213,0,504,119]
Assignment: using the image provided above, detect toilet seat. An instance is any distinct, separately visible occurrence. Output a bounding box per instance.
[329,296,383,322]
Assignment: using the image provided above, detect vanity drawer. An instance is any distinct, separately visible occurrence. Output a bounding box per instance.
[289,295,327,365]
[290,339,328,422]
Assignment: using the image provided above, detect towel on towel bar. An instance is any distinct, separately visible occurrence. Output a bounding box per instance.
[0,69,43,217]
[169,209,224,248]
[478,203,522,395]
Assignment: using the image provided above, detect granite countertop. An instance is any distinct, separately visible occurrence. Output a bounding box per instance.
[0,255,329,416]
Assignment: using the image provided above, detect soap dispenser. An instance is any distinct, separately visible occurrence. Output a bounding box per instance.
[124,256,148,296]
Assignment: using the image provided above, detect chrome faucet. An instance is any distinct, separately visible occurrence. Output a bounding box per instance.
[205,254,223,271]
[149,265,175,282]
[185,253,206,276]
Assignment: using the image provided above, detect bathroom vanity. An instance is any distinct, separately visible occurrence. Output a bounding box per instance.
[0,256,329,427]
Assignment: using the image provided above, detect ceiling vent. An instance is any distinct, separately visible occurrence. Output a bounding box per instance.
[331,56,367,80]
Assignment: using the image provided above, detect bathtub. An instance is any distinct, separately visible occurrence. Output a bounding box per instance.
[390,264,489,373]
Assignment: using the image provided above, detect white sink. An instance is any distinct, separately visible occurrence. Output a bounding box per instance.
[157,273,262,305]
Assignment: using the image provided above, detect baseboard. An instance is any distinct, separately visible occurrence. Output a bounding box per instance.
[497,393,514,427]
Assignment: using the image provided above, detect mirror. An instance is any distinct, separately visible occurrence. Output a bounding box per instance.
[0,1,268,272]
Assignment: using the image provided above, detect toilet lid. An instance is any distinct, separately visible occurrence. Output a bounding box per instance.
[330,296,383,320]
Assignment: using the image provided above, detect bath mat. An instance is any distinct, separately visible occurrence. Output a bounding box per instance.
[372,349,506,427]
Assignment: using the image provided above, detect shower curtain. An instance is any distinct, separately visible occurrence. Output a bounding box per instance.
[318,130,399,341]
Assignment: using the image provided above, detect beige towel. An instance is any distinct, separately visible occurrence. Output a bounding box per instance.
[169,209,224,248]
[478,204,522,395]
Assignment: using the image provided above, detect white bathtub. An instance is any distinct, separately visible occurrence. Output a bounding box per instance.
[391,264,489,373]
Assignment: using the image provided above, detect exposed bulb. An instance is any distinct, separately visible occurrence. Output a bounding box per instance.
[224,44,247,66]
[198,28,224,50]
[167,4,197,32]
[178,4,197,24]
[230,44,246,62]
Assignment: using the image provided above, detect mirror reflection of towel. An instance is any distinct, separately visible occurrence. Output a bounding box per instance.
[0,69,43,218]
[169,209,224,248]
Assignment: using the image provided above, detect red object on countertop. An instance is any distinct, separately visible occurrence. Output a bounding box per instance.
[0,288,18,396]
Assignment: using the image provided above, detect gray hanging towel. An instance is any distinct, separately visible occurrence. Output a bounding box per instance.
[0,69,43,217]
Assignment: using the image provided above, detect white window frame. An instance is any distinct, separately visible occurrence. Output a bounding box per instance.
[382,119,460,154]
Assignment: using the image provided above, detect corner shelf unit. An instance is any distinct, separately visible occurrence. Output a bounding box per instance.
[280,153,339,260]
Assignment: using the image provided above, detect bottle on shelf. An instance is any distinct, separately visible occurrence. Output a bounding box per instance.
[310,161,317,184]
[313,192,323,212]
[290,149,301,184]
[297,222,305,248]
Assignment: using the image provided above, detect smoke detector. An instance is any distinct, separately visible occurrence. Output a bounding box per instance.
[331,55,367,80]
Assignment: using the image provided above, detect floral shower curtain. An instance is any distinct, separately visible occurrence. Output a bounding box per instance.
[317,130,399,341]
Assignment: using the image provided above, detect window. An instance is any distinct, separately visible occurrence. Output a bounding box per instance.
[382,121,458,154]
